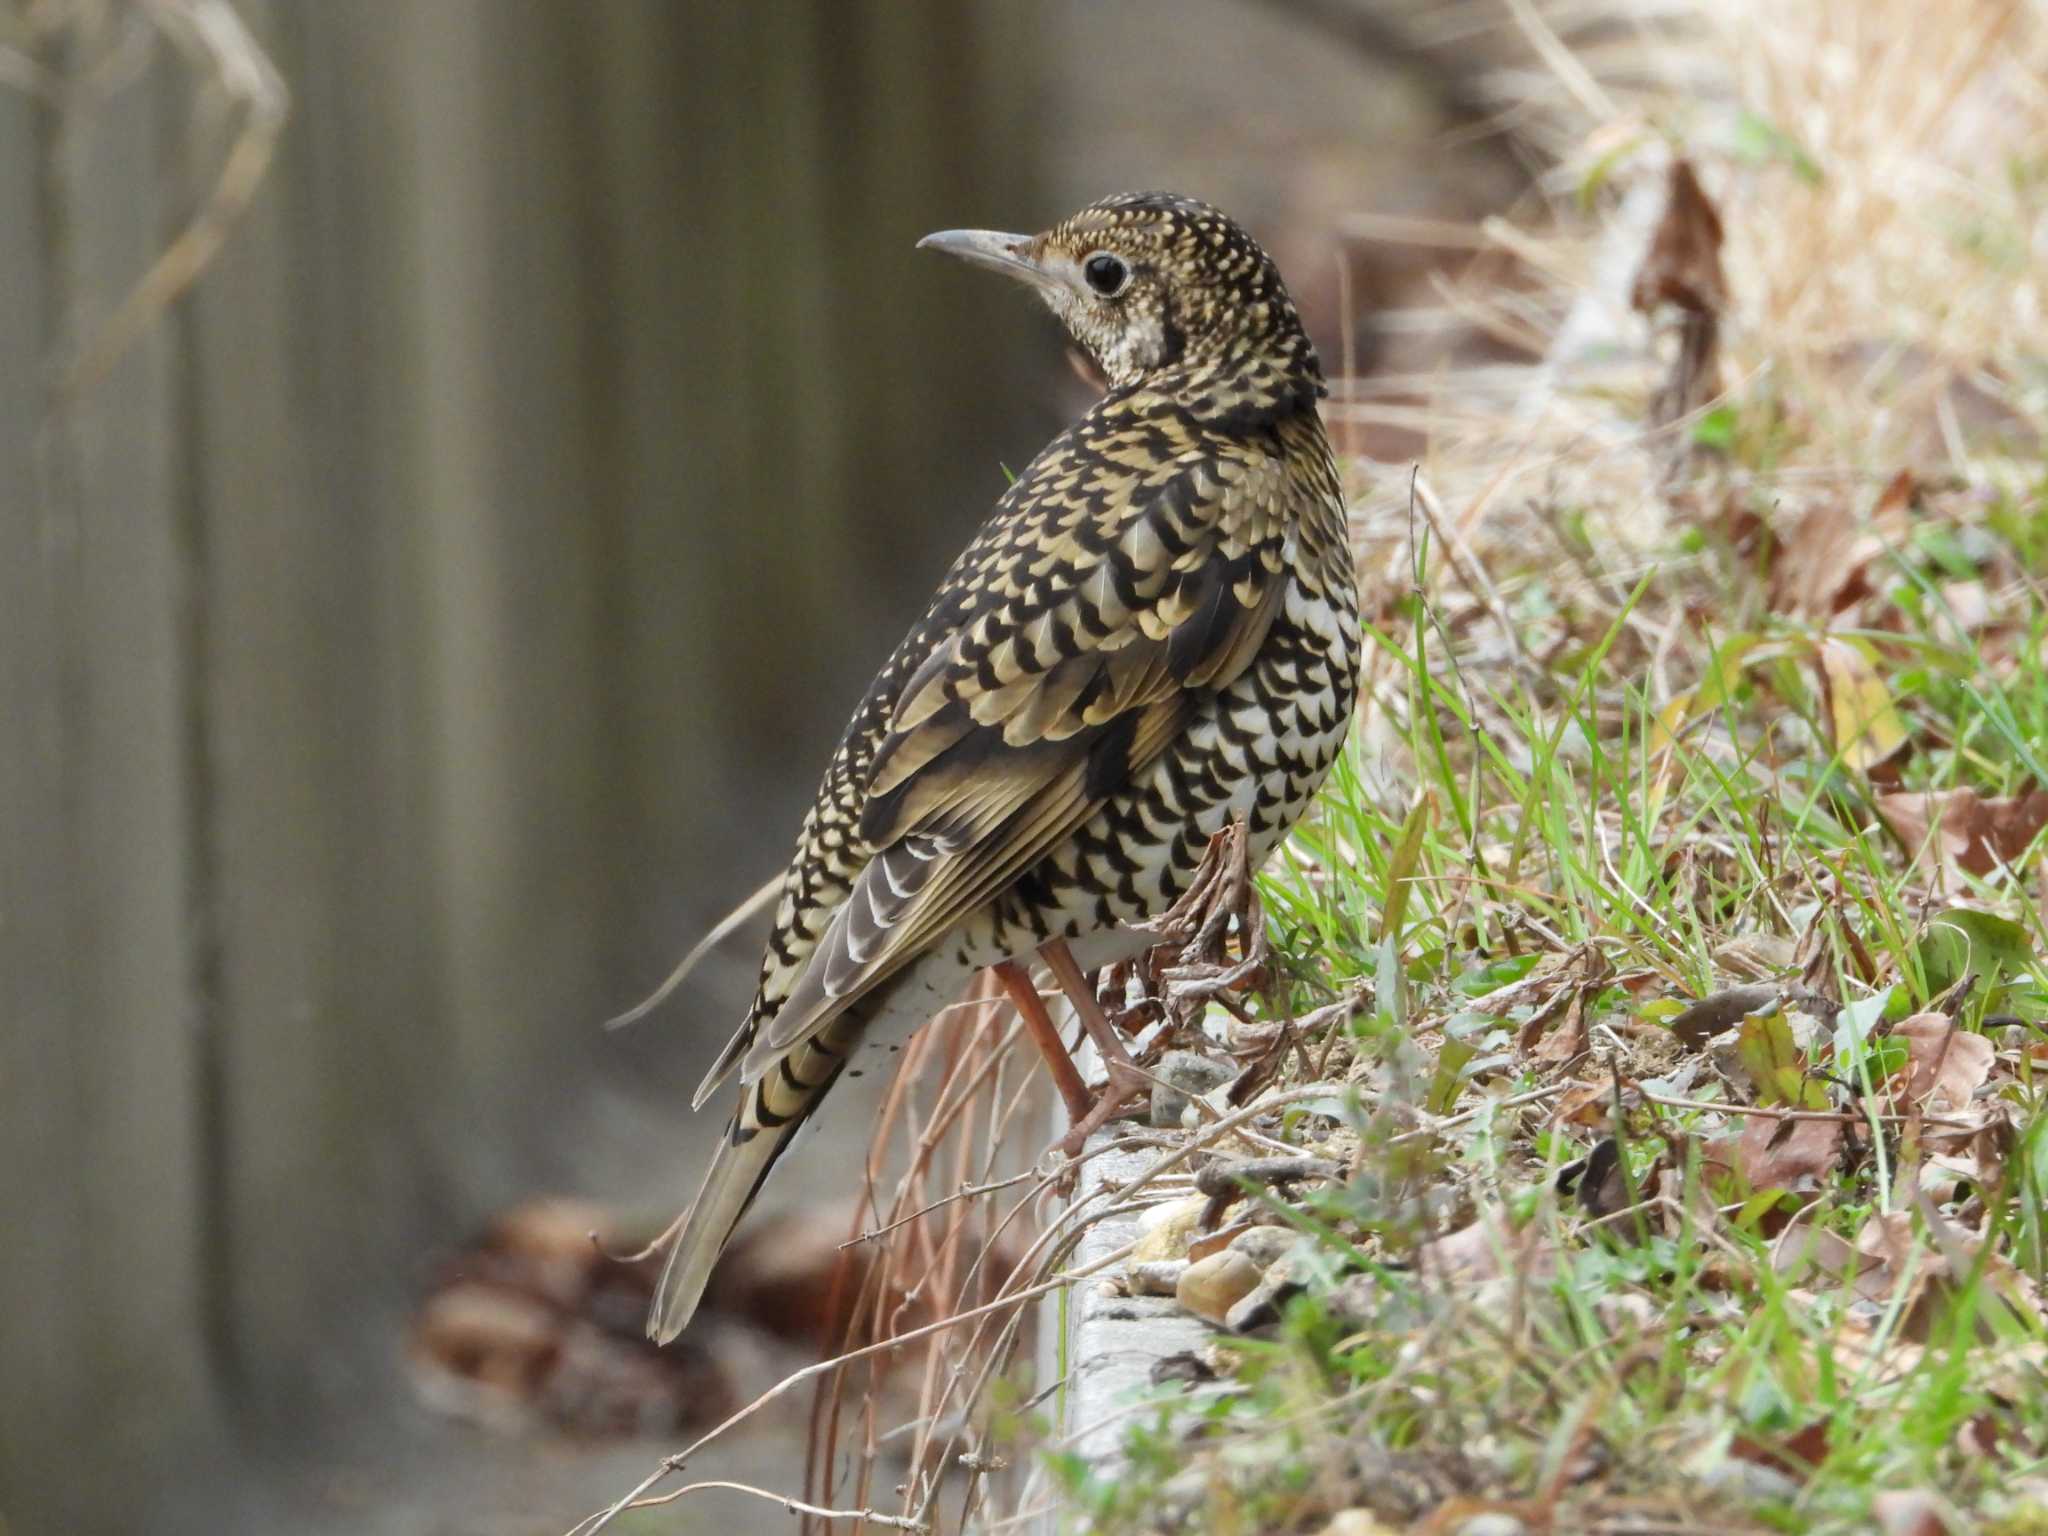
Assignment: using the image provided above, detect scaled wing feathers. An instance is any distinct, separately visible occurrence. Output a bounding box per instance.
[738,449,1293,1083]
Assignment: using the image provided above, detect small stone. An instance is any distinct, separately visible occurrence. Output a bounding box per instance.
[1693,1455,1800,1505]
[1125,1258,1189,1296]
[1149,1049,1236,1128]
[1226,1224,1301,1269]
[1594,1289,1656,1334]
[1223,1246,1319,1333]
[1176,1250,1263,1323]
[1322,1271,1382,1332]
[1871,1489,1951,1536]
[1148,1349,1217,1388]
[1314,1513,1398,1536]
[1130,1196,1208,1263]
[1452,1517,1527,1536]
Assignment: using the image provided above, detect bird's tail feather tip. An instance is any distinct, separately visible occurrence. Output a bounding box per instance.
[644,1117,788,1345]
[646,1233,710,1341]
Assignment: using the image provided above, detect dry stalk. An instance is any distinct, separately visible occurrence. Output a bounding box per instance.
[9,0,288,400]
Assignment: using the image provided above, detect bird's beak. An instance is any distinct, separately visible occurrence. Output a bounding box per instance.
[916,228,1055,288]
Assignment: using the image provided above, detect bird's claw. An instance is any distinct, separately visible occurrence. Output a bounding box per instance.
[1053,1059,1152,1159]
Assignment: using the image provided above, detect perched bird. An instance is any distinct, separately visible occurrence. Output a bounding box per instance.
[650,192,1360,1343]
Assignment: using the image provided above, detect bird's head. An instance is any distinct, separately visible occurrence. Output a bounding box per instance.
[919,192,1321,394]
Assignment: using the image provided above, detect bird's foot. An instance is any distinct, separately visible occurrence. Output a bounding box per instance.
[1053,1057,1152,1160]
[1127,818,1270,1025]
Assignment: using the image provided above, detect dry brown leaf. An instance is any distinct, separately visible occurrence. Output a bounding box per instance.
[1729,1418,1830,1480]
[1737,1112,1843,1191]
[1936,578,1992,640]
[1631,157,1728,315]
[1777,1203,2043,1346]
[1891,1012,1996,1111]
[1631,158,1726,432]
[1921,1097,2017,1183]
[1415,1204,1553,1286]
[1818,636,1910,774]
[1874,786,2048,880]
[1770,470,1913,620]
[1768,498,1850,616]
[1551,1079,1616,1128]
[1506,945,1610,1058]
[1827,1305,1928,1382]
[1869,464,1918,526]
[1656,1162,1723,1239]
[1771,1208,1895,1302]
[1472,944,1602,1019]
[1713,933,1800,980]
[1530,982,1594,1063]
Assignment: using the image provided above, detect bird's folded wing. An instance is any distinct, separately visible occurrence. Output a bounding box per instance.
[739,451,1293,1083]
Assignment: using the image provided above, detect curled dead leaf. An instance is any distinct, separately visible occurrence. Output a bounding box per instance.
[1630,158,1726,434]
[1631,157,1727,315]
[1775,1202,2044,1346]
[1505,945,1610,1059]
[1415,1204,1554,1287]
[1891,1012,1995,1111]
[1771,1207,1896,1304]
[1551,1078,1619,1128]
[1729,1418,1830,1482]
[1817,636,1909,775]
[1769,470,1912,621]
[1874,786,2048,880]
[1737,1111,1843,1191]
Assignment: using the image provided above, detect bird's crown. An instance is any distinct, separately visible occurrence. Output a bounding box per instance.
[921,192,1322,399]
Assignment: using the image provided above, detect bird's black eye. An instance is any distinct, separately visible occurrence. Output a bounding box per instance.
[1082,252,1130,297]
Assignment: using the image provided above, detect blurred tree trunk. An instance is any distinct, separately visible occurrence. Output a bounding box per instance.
[0,3,1043,1531]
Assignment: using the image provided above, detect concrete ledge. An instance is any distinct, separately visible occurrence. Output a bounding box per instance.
[1047,1134,1215,1468]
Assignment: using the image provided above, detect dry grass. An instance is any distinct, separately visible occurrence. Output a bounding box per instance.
[2,0,286,399]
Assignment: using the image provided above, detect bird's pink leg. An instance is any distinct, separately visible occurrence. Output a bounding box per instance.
[993,960,1096,1125]
[1039,938,1153,1155]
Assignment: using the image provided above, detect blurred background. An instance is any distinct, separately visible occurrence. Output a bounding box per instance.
[0,1,1537,1531]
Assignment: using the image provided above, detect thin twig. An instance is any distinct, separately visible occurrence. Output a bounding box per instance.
[1641,1090,1977,1130]
[606,870,780,1030]
[611,1476,931,1532]
[62,0,287,400]
[567,1240,1136,1536]
[840,1168,1041,1248]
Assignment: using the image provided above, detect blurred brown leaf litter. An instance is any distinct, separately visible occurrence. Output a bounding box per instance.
[1631,157,1728,437]
[408,1197,913,1439]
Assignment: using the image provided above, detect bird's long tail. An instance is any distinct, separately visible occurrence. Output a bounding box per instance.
[647,1025,853,1343]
